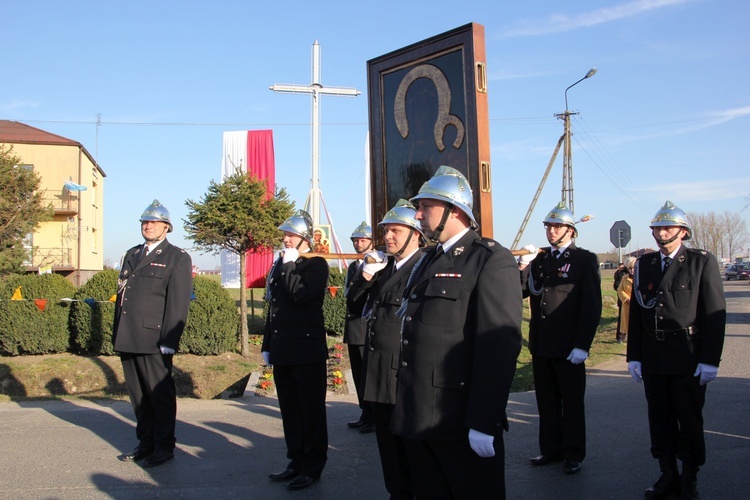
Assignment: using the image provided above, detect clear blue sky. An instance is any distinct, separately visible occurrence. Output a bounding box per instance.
[3,0,749,269]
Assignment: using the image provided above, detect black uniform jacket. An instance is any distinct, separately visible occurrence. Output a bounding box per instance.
[262,254,329,366]
[391,231,523,441]
[521,244,602,358]
[347,250,423,405]
[343,261,368,345]
[626,246,726,375]
[113,240,193,354]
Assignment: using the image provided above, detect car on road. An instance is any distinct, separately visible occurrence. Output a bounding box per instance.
[724,264,750,281]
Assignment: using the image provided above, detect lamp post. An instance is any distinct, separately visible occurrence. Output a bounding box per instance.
[557,67,597,216]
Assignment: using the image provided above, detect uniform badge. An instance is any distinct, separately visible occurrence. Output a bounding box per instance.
[453,246,465,256]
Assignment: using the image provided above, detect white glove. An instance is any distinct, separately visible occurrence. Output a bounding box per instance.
[159,346,175,355]
[567,348,588,365]
[468,429,495,458]
[694,363,718,386]
[628,361,642,383]
[518,244,538,266]
[261,351,271,366]
[362,250,388,277]
[282,248,299,264]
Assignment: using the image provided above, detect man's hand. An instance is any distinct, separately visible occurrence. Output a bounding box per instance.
[468,429,495,458]
[567,348,588,365]
[282,248,299,264]
[694,363,718,386]
[261,351,271,366]
[159,346,175,355]
[518,244,538,267]
[362,250,387,277]
[628,361,642,383]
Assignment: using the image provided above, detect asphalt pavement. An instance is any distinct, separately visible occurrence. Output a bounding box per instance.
[1,281,748,499]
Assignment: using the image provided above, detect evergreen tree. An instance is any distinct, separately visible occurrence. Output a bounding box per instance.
[184,167,295,356]
[0,145,52,275]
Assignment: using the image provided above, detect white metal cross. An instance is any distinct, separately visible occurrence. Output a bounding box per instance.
[269,41,360,227]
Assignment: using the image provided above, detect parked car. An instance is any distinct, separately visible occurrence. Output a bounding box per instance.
[724,264,750,281]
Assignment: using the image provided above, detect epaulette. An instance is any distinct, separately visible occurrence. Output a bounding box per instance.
[685,247,710,257]
[473,237,501,252]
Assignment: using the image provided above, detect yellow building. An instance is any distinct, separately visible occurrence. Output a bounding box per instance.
[0,120,106,285]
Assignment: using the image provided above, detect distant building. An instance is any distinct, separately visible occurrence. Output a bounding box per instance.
[0,120,105,285]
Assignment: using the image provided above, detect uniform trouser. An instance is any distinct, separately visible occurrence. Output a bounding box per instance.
[532,355,587,461]
[371,402,412,499]
[643,372,707,466]
[120,352,177,452]
[274,362,328,477]
[347,343,372,421]
[401,433,506,500]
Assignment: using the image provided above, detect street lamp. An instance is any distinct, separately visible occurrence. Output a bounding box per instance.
[559,67,597,215]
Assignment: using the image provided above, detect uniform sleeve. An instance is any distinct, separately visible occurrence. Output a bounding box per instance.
[697,254,726,366]
[280,257,329,304]
[574,251,602,351]
[465,246,523,434]
[160,250,193,349]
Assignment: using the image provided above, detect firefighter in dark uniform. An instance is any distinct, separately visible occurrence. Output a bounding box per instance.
[262,210,330,491]
[343,221,375,433]
[113,200,193,468]
[347,199,425,499]
[518,201,602,475]
[392,166,523,499]
[627,201,726,499]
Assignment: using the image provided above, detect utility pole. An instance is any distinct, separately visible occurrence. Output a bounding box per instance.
[511,68,597,250]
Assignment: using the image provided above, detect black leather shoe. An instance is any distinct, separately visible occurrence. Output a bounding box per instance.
[118,446,154,462]
[269,468,299,482]
[347,417,366,429]
[529,454,563,466]
[645,473,680,497]
[563,460,582,474]
[287,474,318,490]
[359,422,376,434]
[141,449,174,468]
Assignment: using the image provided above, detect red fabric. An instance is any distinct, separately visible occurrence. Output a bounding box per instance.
[245,130,275,288]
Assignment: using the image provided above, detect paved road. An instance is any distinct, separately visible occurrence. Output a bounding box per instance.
[1,281,748,499]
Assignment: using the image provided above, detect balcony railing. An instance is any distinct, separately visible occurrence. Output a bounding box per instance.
[44,190,79,213]
[26,247,74,269]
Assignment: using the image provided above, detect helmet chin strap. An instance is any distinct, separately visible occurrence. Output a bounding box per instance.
[295,238,305,250]
[394,229,415,257]
[430,204,453,243]
[655,231,681,246]
[549,227,572,247]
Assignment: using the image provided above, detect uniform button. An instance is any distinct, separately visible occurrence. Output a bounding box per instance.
[541,315,546,319]
[369,347,374,351]
[658,303,663,307]
[541,302,546,306]
[658,316,664,320]
[274,329,278,333]
[372,316,377,320]
[395,298,401,303]
[405,316,412,322]
[281,272,285,276]
[658,291,663,295]
[401,361,408,367]
[459,382,465,387]
[403,339,409,345]
[440,290,446,294]
[411,294,417,299]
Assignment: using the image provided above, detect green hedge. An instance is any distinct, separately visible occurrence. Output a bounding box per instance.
[323,268,346,336]
[0,274,77,355]
[69,269,118,355]
[181,276,240,355]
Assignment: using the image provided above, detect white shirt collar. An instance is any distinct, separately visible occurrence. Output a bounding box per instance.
[439,227,471,254]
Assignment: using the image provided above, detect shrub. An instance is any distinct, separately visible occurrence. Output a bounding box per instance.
[0,274,77,355]
[323,268,346,336]
[69,269,118,355]
[180,276,240,355]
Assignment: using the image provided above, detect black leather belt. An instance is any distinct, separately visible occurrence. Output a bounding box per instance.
[644,326,698,341]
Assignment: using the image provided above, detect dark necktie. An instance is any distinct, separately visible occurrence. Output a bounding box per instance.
[428,246,444,266]
[662,256,672,272]
[552,249,560,259]
[138,246,149,264]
